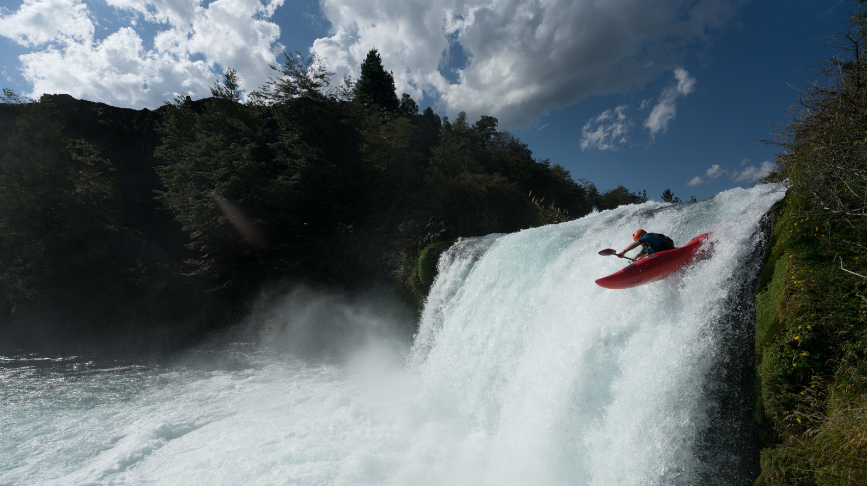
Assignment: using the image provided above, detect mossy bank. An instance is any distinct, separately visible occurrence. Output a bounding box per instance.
[753,193,867,485]
[751,3,867,480]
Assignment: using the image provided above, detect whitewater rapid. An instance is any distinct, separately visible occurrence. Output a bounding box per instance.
[0,184,785,485]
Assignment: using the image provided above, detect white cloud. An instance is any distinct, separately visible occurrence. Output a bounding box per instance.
[705,163,724,179]
[686,163,725,186]
[687,160,774,187]
[0,0,94,47]
[2,0,740,117]
[580,105,632,151]
[20,27,215,107]
[1,0,285,108]
[644,67,696,138]
[732,160,774,182]
[313,0,740,129]
[103,0,198,26]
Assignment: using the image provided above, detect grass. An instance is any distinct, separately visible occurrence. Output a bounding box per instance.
[754,194,867,485]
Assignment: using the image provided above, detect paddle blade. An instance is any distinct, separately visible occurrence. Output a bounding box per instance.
[598,249,618,256]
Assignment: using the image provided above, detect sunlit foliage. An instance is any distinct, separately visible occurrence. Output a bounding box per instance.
[756,2,867,483]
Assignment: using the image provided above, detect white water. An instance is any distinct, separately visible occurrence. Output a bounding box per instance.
[0,185,785,485]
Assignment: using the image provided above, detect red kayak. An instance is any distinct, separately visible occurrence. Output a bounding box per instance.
[595,233,713,289]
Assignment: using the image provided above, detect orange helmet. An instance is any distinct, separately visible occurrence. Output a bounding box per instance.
[633,229,647,241]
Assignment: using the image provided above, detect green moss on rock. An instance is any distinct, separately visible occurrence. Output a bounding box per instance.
[418,241,452,287]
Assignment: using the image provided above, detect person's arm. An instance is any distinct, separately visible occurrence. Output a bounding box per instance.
[617,241,641,258]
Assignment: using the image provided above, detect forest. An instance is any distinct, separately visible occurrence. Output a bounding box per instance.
[0,49,648,351]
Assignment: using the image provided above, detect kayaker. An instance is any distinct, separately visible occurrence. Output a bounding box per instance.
[617,229,675,261]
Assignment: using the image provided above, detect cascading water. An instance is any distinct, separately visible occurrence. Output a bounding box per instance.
[0,184,785,485]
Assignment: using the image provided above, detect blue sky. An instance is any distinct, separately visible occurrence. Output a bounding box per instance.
[0,0,855,201]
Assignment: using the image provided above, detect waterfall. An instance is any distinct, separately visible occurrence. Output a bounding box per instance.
[408,183,784,484]
[0,184,785,485]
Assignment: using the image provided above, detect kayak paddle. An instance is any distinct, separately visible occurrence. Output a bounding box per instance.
[598,248,635,262]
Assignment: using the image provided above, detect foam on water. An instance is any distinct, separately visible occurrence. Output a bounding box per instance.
[0,184,786,485]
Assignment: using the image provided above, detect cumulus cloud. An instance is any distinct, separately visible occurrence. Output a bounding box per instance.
[705,163,724,179]
[2,0,740,118]
[0,0,93,47]
[1,0,285,108]
[580,105,632,151]
[104,0,201,26]
[688,163,726,185]
[644,67,696,138]
[313,0,740,129]
[732,160,774,182]
[687,160,774,186]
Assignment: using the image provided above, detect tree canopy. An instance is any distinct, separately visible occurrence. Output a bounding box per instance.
[0,48,650,328]
[355,49,400,114]
[149,55,650,299]
[0,96,120,311]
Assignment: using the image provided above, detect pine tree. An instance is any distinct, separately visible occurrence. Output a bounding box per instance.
[661,188,681,203]
[414,107,441,157]
[398,93,418,118]
[210,68,244,102]
[258,51,332,104]
[355,49,399,114]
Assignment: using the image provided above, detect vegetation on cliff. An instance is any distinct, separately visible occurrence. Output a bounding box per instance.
[0,95,206,351]
[152,50,647,305]
[755,3,867,483]
[0,50,649,350]
[0,98,120,309]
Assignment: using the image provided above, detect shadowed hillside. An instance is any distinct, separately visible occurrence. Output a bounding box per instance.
[0,53,648,353]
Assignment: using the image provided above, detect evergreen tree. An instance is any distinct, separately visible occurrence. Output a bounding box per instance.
[414,107,441,158]
[473,116,498,148]
[355,49,400,114]
[210,68,244,102]
[398,93,418,118]
[258,51,333,103]
[661,188,682,203]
